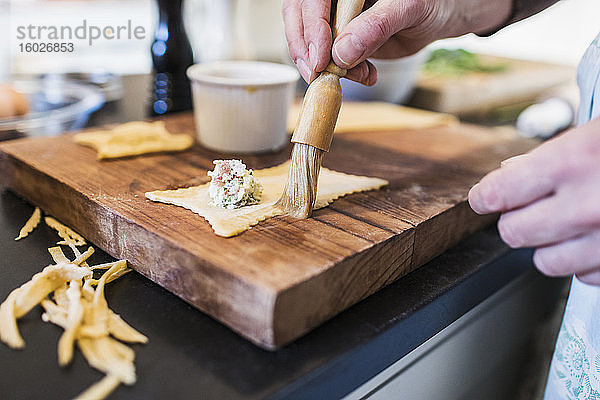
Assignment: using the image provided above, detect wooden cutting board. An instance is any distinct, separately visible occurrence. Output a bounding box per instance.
[0,113,536,350]
[409,55,575,115]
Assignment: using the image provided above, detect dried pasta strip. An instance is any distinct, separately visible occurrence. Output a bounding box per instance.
[57,280,84,366]
[48,245,93,268]
[45,273,139,380]
[68,242,91,268]
[79,324,107,339]
[81,262,143,340]
[105,267,131,285]
[0,263,90,349]
[41,300,105,339]
[48,245,91,313]
[0,291,24,349]
[41,299,68,328]
[91,262,129,304]
[74,374,121,400]
[73,247,95,266]
[81,263,125,335]
[44,216,86,246]
[48,245,93,365]
[81,262,131,292]
[54,285,69,308]
[12,263,91,318]
[106,336,135,362]
[108,312,148,344]
[88,260,127,270]
[15,207,41,241]
[82,280,96,302]
[82,296,109,337]
[81,268,114,338]
[78,337,136,385]
[48,246,70,264]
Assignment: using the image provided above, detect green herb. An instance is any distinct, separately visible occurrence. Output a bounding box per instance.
[424,49,508,76]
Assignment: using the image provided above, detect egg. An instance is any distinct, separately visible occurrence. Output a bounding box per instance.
[0,85,29,119]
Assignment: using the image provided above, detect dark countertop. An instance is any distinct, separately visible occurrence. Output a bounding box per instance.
[0,75,566,399]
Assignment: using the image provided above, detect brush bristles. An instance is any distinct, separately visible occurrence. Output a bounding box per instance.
[276,143,325,218]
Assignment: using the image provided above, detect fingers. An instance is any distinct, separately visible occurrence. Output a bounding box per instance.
[469,120,600,216]
[332,0,428,69]
[497,192,587,248]
[301,0,332,74]
[282,0,312,82]
[282,0,332,83]
[344,60,377,86]
[533,229,600,278]
[470,117,600,214]
[477,118,600,284]
[468,151,556,215]
[500,154,529,167]
[576,270,600,286]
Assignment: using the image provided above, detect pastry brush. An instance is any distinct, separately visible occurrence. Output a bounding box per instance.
[276,0,366,218]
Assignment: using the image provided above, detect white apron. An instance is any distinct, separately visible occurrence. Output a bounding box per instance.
[544,32,600,400]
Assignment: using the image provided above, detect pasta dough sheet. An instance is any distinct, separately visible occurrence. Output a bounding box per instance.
[74,121,193,160]
[145,162,388,237]
[287,101,458,134]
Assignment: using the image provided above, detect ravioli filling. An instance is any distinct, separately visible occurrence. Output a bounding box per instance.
[208,160,263,209]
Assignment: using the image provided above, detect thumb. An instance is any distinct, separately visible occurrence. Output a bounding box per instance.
[332,0,428,68]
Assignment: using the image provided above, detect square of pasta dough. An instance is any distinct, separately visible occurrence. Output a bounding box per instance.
[287,101,457,134]
[74,121,193,160]
[145,161,388,237]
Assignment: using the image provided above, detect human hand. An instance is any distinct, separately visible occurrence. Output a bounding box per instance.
[469,117,600,285]
[282,0,512,85]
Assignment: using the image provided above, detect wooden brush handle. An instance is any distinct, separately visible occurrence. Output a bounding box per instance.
[328,0,366,75]
[333,0,366,40]
[291,0,365,151]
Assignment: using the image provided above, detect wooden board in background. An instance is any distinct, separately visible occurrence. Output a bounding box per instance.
[0,113,536,350]
[409,55,575,115]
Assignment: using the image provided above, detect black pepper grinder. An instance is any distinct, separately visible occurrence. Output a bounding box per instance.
[149,0,194,115]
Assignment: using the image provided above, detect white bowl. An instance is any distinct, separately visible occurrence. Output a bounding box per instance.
[187,61,299,153]
[340,50,428,103]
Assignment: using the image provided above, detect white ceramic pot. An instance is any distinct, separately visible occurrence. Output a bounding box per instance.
[340,50,429,104]
[187,61,299,153]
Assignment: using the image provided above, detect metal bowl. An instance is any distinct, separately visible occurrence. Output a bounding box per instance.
[0,77,105,140]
